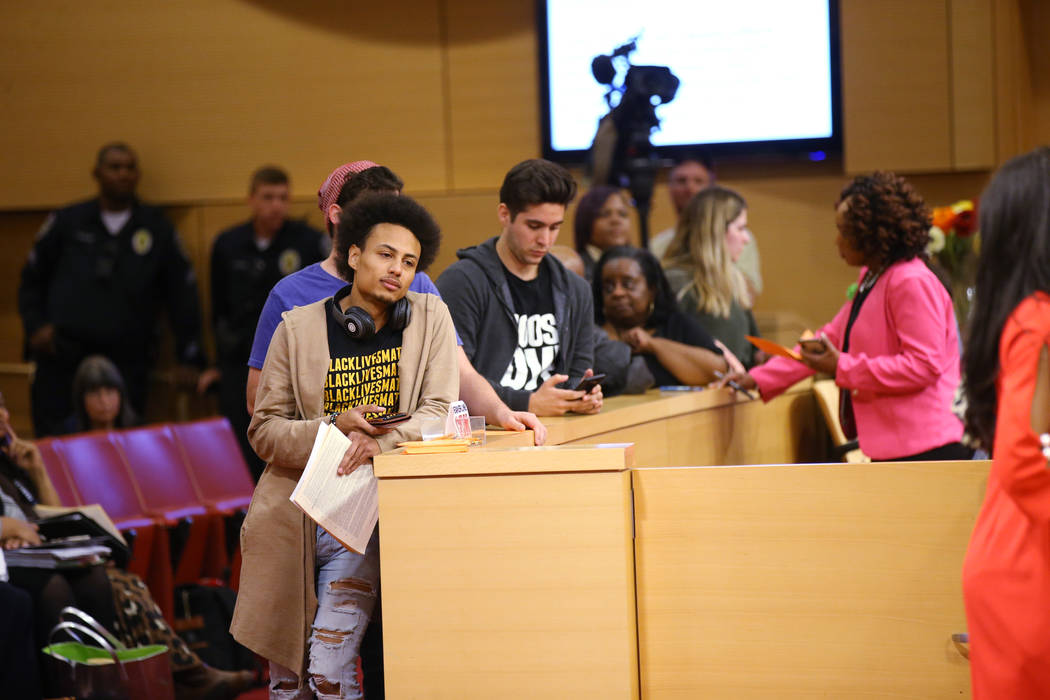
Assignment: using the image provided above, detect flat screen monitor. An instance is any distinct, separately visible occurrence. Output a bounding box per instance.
[538,0,841,163]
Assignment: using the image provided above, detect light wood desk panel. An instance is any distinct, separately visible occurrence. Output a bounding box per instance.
[540,383,823,467]
[633,461,987,699]
[375,446,638,699]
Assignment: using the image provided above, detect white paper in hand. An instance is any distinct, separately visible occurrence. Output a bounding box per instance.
[290,422,379,554]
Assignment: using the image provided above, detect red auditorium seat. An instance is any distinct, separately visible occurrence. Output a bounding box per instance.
[171,418,255,590]
[115,425,227,584]
[52,431,174,620]
[53,432,155,530]
[171,417,255,513]
[35,437,81,507]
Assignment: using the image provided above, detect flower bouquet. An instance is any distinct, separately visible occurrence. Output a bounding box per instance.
[926,199,979,327]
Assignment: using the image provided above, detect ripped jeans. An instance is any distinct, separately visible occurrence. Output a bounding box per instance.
[270,524,380,699]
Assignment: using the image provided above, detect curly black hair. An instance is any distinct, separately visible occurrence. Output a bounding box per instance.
[334,192,441,281]
[836,171,931,267]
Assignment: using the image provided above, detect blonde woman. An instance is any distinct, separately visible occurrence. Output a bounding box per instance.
[662,186,760,367]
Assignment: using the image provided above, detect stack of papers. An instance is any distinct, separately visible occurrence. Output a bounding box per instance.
[290,423,379,555]
[5,542,110,569]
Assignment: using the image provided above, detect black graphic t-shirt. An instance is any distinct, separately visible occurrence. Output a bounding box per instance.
[500,262,559,391]
[323,297,403,418]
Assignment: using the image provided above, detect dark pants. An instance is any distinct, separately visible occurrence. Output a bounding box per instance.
[0,582,40,700]
[218,363,265,482]
[876,441,975,462]
[360,585,385,699]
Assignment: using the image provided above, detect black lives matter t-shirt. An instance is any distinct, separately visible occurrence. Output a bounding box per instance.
[499,262,560,391]
[323,297,403,418]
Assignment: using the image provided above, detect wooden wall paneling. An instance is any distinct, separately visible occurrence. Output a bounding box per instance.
[1020,0,1050,147]
[412,191,500,276]
[840,0,954,173]
[0,1,448,209]
[634,461,986,698]
[1,212,48,363]
[949,0,996,169]
[0,364,34,438]
[991,0,1034,161]
[444,2,543,190]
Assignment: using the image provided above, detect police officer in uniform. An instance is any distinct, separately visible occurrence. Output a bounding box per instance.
[18,142,206,437]
[204,166,325,479]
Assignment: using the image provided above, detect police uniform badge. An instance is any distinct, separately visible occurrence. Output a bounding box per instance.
[131,228,153,256]
[278,249,301,276]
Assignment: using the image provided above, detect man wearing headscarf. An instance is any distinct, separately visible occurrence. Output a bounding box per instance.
[245,161,547,446]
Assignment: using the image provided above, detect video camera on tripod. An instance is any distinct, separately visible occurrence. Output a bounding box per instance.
[589,38,679,247]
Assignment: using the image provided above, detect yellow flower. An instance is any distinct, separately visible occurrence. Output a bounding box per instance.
[927,225,946,254]
[950,200,975,214]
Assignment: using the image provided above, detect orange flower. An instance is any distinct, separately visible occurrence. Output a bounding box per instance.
[932,206,956,230]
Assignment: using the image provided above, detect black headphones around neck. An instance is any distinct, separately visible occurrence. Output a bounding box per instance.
[329,284,411,340]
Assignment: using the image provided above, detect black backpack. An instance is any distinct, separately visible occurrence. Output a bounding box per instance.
[173,583,258,672]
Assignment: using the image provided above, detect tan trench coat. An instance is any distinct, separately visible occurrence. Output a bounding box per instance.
[229,290,459,675]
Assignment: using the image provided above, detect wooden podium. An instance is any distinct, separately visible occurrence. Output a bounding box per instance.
[374,444,640,699]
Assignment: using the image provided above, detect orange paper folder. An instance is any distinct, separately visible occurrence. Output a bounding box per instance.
[745,335,803,362]
[397,438,471,455]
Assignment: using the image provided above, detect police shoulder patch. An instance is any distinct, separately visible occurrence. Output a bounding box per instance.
[278,248,302,276]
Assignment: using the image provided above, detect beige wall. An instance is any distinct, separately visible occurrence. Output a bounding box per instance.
[2,0,1048,372]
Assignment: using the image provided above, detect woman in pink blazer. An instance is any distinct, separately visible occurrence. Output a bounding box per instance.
[721,172,967,461]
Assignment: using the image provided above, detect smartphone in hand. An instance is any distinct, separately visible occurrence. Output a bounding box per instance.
[798,338,827,354]
[573,373,607,394]
[366,412,411,427]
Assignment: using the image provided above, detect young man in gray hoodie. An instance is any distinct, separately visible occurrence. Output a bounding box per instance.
[437,159,605,416]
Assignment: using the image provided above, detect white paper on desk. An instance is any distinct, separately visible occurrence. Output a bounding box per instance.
[289,422,379,555]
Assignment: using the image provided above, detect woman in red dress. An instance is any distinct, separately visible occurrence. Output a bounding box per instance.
[962,145,1050,698]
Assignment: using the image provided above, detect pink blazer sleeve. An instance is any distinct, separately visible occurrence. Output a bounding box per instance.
[751,300,852,401]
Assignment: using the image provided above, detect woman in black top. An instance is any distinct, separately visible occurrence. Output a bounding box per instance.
[593,246,741,386]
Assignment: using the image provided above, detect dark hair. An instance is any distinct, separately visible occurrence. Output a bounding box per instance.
[964,146,1050,451]
[334,192,441,281]
[671,148,716,176]
[95,142,136,167]
[328,166,404,234]
[573,185,624,253]
[499,159,577,219]
[71,355,138,432]
[836,171,931,267]
[592,245,677,328]
[249,165,289,192]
